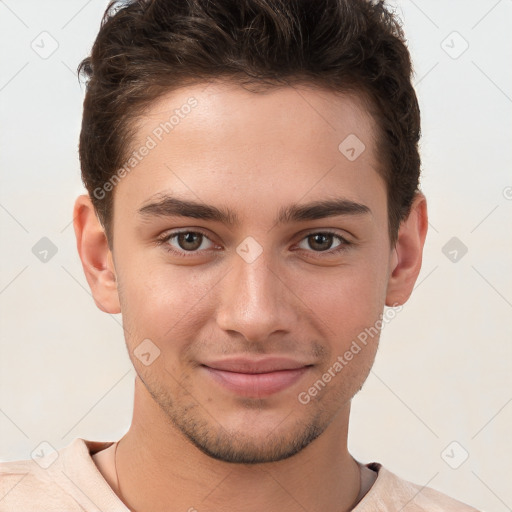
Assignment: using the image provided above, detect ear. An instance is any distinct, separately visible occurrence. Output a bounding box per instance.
[385,192,428,306]
[73,194,121,314]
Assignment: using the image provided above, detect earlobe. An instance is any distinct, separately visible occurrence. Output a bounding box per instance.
[385,192,428,307]
[73,194,121,314]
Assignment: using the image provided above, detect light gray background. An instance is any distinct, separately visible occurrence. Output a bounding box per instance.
[1,1,511,510]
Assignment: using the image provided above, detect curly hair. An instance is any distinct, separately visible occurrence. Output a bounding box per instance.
[78,0,421,248]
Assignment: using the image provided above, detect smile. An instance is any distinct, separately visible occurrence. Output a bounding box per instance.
[200,357,313,398]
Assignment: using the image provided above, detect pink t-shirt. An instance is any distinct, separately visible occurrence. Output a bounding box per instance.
[0,438,479,511]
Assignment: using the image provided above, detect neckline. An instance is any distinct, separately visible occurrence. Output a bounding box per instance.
[89,439,379,511]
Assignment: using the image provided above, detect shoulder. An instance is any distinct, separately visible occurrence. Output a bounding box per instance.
[355,462,480,512]
[0,444,80,510]
[0,439,121,511]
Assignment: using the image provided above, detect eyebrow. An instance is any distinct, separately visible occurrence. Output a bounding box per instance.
[138,194,371,226]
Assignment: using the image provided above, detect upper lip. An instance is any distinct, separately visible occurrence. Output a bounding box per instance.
[202,357,311,374]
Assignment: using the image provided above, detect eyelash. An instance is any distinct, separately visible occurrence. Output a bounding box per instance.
[155,229,353,259]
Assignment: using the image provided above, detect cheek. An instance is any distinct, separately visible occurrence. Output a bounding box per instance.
[294,258,388,337]
[116,260,217,351]
[298,268,384,401]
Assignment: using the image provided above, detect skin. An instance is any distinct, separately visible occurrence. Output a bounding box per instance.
[73,80,428,512]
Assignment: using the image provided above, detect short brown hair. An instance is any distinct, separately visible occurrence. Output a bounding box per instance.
[78,0,421,248]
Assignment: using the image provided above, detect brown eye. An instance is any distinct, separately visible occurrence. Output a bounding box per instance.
[296,231,351,254]
[307,233,335,251]
[159,230,215,256]
[176,232,204,251]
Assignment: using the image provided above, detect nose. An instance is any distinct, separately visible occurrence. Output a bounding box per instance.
[215,246,298,343]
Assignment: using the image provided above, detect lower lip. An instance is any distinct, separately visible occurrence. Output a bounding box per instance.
[202,366,310,398]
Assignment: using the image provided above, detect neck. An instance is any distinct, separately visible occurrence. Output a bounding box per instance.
[114,377,361,512]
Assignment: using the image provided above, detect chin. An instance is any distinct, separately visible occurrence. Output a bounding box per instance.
[182,418,325,464]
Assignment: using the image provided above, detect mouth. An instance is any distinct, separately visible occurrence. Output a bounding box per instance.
[200,357,313,398]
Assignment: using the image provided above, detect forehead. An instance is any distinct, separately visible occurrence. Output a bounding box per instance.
[136,80,378,151]
[115,80,386,221]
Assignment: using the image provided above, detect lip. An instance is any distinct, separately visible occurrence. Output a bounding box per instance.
[200,357,312,398]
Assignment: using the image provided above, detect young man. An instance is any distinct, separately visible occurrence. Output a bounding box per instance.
[0,0,479,510]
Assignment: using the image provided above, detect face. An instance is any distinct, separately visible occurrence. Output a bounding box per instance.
[108,81,395,463]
